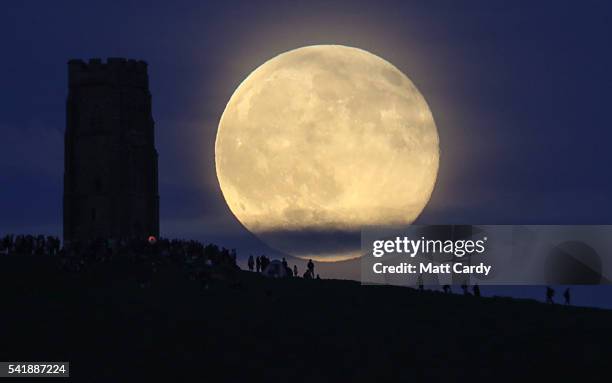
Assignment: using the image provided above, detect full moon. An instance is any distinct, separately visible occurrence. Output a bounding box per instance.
[215,45,439,261]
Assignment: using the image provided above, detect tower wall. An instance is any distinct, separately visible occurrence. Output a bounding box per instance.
[63,58,159,242]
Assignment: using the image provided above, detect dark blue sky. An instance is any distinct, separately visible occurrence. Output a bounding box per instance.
[2,1,612,305]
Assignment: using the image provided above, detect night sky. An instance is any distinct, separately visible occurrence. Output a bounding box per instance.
[2,1,612,306]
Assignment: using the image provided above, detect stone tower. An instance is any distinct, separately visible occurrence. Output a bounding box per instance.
[63,58,159,242]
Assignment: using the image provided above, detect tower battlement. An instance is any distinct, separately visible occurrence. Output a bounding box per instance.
[68,57,149,89]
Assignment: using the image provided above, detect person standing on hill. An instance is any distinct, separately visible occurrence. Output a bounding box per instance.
[248,255,254,271]
[563,288,571,305]
[260,256,270,271]
[546,286,555,304]
[473,284,481,297]
[256,256,261,273]
[307,259,315,277]
[293,265,298,277]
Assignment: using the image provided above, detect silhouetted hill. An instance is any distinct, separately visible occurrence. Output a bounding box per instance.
[0,255,611,381]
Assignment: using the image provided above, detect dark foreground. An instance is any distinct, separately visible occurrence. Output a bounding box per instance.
[0,255,610,382]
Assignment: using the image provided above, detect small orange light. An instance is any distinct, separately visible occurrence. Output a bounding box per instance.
[148,235,157,244]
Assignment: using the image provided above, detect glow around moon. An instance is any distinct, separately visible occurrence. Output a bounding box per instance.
[215,45,439,261]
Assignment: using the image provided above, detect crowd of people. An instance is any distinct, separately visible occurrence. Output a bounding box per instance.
[1,234,239,283]
[0,233,318,283]
[1,234,61,256]
[1,234,573,304]
[246,254,318,279]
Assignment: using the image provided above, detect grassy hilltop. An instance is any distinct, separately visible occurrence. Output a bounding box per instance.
[1,255,611,382]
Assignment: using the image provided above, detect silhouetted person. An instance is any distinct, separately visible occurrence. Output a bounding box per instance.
[546,286,555,304]
[256,256,261,273]
[282,257,288,269]
[563,288,571,305]
[293,265,298,277]
[461,283,471,296]
[417,275,424,292]
[303,269,313,279]
[307,259,315,276]
[248,255,254,271]
[260,256,270,271]
[473,284,481,297]
[316,274,320,280]
[443,285,450,294]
